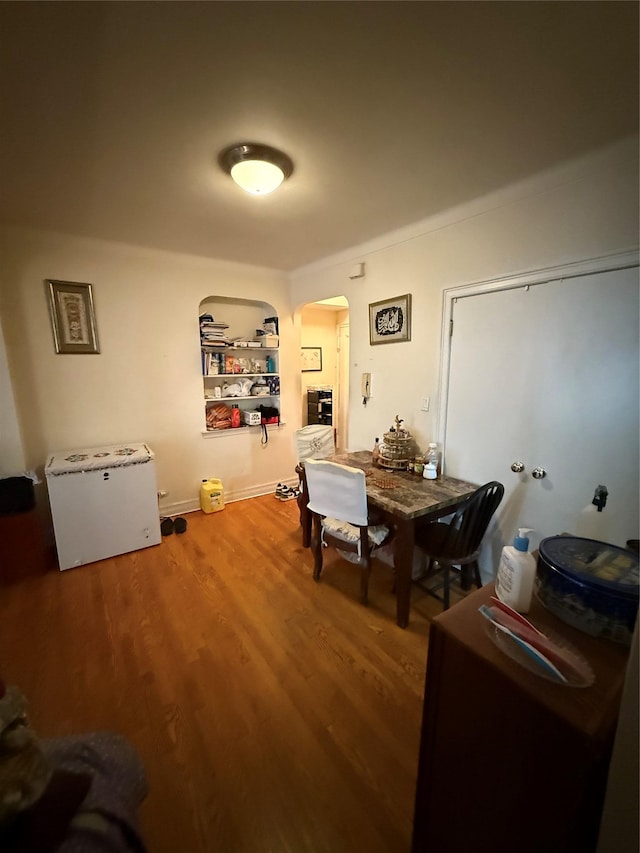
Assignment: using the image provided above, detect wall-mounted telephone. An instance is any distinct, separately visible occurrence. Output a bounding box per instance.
[362,372,371,405]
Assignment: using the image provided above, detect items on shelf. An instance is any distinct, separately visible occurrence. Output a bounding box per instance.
[222,378,253,397]
[250,377,271,397]
[258,404,280,425]
[243,410,262,426]
[199,313,231,347]
[201,308,280,431]
[206,403,232,430]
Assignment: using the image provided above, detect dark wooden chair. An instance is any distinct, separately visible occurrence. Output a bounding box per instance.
[304,459,391,605]
[414,480,504,610]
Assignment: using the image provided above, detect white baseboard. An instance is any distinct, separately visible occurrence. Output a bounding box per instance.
[159,477,298,517]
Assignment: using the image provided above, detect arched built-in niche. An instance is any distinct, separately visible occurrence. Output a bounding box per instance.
[199,296,279,434]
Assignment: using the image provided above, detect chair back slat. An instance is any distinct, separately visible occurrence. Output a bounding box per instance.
[305,459,369,526]
[437,481,504,559]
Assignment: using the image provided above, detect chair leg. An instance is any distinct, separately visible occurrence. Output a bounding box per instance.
[442,564,450,610]
[359,528,371,604]
[311,515,324,581]
[296,467,311,548]
[360,559,372,605]
[472,560,483,588]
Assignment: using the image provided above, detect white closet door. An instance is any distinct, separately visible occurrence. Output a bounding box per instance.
[444,266,639,578]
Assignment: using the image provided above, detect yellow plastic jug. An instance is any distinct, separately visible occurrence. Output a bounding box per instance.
[200,478,225,514]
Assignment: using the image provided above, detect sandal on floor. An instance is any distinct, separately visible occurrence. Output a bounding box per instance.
[160,517,174,536]
[174,517,187,534]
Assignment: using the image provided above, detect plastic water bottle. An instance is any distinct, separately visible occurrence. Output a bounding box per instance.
[372,437,381,467]
[425,443,439,478]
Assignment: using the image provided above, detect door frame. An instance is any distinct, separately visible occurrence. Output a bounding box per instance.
[336,320,350,452]
[436,250,639,473]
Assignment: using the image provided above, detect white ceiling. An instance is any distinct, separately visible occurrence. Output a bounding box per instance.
[0,2,637,272]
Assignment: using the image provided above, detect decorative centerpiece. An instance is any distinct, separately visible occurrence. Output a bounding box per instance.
[378,415,420,470]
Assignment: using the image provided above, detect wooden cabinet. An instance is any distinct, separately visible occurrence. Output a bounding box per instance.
[411,584,630,853]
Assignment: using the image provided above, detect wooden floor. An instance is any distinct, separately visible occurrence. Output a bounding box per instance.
[0,495,448,853]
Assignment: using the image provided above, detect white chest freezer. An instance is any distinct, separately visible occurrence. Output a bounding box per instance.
[45,442,162,571]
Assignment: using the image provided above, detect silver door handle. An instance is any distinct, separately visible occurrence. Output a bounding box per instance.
[532,467,546,479]
[511,462,525,473]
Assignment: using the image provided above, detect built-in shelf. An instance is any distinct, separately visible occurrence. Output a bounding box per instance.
[201,422,286,438]
[199,301,280,433]
[201,346,280,352]
[205,395,277,401]
[203,373,279,379]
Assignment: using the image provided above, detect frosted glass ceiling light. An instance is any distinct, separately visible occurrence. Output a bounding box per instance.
[219,143,294,195]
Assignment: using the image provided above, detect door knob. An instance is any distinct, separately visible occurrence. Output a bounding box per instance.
[532,467,546,479]
[510,462,525,473]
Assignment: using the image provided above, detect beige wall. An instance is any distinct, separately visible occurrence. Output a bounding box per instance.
[290,136,639,455]
[0,228,297,513]
[0,317,25,476]
[1,137,637,514]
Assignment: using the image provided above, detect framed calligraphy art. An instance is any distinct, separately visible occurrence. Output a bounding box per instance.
[46,280,100,354]
[369,293,411,345]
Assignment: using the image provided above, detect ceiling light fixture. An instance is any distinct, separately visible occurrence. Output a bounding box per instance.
[219,143,294,196]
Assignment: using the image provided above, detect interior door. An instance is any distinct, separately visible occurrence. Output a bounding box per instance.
[444,266,639,579]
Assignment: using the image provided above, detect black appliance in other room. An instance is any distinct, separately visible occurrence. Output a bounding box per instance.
[307,389,332,426]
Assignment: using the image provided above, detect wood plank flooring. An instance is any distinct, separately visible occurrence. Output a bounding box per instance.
[0,496,446,852]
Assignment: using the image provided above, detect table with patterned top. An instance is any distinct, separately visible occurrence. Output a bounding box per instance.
[300,450,478,628]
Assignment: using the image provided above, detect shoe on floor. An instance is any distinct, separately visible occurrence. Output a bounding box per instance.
[174,517,187,534]
[277,486,300,502]
[160,517,174,536]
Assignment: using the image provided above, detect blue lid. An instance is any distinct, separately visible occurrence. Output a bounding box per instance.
[539,536,639,598]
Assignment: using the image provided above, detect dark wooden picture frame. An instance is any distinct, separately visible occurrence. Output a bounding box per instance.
[369,293,411,345]
[301,346,322,372]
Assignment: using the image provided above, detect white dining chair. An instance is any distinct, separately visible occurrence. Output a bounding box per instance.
[304,458,390,604]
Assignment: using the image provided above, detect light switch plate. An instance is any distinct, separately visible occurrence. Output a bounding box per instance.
[421,397,430,412]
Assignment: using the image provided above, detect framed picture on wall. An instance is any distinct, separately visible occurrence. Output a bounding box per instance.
[301,347,322,372]
[46,279,100,354]
[369,293,411,345]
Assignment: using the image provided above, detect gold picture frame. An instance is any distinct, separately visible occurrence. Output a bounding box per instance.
[46,280,100,354]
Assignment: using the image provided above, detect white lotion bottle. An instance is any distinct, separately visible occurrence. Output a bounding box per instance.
[495,528,536,613]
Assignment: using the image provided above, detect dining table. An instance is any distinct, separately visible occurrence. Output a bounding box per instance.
[298,450,478,628]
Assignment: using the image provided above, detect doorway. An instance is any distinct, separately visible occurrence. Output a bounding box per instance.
[300,297,349,451]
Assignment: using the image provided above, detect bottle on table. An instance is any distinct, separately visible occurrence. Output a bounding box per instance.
[495,528,536,612]
[424,443,439,479]
[372,437,381,467]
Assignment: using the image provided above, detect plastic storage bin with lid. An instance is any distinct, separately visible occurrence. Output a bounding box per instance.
[200,478,225,513]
